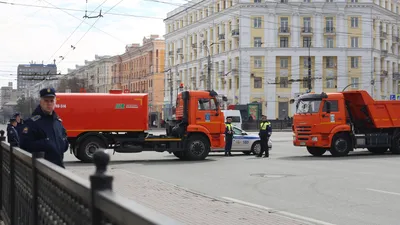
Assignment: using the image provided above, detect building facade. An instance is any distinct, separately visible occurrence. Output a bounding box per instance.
[111,35,166,119]
[66,55,116,93]
[164,0,400,119]
[17,63,57,91]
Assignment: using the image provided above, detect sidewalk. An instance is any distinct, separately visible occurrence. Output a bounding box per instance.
[70,168,317,225]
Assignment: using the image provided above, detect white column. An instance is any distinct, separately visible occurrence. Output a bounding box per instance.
[263,55,268,115]
[231,59,236,102]
[291,56,299,114]
[266,55,276,118]
[336,12,345,47]
[336,54,347,91]
[375,59,381,99]
[314,56,323,93]
[196,33,200,60]
[231,17,237,49]
[388,62,393,96]
[388,24,393,53]
[314,12,323,47]
[291,12,300,48]
[375,20,381,50]
[383,61,388,98]
[239,52,251,104]
[213,26,218,55]
[225,22,229,51]
[268,13,277,47]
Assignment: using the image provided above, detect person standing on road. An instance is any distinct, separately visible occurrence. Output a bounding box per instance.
[20,88,69,168]
[257,115,272,158]
[7,118,19,147]
[225,116,234,156]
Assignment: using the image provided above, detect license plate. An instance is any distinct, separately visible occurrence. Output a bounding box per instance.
[300,142,306,146]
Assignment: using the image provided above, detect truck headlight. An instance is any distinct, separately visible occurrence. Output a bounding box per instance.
[311,137,318,142]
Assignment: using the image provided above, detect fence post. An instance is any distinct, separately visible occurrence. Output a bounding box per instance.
[90,150,113,225]
[31,152,44,225]
[9,146,15,225]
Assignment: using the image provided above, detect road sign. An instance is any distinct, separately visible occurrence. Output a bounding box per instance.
[390,94,396,100]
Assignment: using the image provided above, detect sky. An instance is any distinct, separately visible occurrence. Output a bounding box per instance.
[0,0,186,88]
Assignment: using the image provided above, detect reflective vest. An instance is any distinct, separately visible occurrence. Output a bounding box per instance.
[260,121,271,130]
[226,123,232,131]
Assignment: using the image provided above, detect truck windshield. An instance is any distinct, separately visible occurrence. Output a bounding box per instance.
[296,99,322,114]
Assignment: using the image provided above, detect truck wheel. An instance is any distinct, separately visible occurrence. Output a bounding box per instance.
[307,147,326,156]
[251,141,261,155]
[184,135,210,160]
[78,136,106,163]
[329,133,351,157]
[390,134,400,154]
[173,151,186,159]
[367,147,388,154]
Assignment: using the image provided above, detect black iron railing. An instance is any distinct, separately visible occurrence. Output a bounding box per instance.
[0,142,180,225]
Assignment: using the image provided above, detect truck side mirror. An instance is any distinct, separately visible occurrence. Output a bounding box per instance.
[325,101,331,113]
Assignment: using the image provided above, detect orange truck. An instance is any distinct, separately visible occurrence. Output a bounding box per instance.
[55,89,226,163]
[292,90,400,156]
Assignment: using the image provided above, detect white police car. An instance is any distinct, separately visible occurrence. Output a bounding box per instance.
[212,126,272,155]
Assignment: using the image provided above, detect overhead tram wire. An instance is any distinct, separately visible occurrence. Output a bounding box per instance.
[46,0,109,64]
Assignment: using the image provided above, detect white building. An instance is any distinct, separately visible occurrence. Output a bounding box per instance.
[66,55,117,93]
[164,0,400,119]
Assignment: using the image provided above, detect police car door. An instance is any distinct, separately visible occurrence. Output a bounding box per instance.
[232,126,243,150]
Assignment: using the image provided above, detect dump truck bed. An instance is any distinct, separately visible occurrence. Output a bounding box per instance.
[343,90,400,129]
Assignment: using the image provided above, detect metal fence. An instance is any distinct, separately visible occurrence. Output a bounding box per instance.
[0,142,180,225]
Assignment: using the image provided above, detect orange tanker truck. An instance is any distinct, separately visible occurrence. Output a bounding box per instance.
[292,90,400,157]
[54,89,227,163]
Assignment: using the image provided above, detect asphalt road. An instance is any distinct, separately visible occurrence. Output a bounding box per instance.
[3,123,400,225]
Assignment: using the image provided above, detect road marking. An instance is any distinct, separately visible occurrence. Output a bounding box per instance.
[366,188,400,196]
[222,197,336,225]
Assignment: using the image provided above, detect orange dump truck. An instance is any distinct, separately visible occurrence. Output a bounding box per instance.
[292,90,400,156]
[55,90,226,163]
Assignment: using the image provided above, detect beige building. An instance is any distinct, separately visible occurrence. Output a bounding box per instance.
[111,35,166,119]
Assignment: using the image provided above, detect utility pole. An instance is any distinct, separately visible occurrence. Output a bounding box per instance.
[207,53,211,90]
[307,41,312,93]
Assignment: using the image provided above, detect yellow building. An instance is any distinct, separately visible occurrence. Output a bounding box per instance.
[164,0,400,119]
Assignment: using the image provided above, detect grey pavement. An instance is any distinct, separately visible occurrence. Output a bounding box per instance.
[64,141,400,225]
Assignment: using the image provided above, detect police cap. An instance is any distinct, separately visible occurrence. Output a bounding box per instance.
[40,88,56,98]
[9,118,16,123]
[226,116,232,119]
[13,112,20,117]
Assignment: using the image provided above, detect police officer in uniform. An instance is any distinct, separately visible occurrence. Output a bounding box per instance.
[257,115,272,158]
[13,112,24,134]
[225,116,234,156]
[20,88,69,168]
[7,118,19,147]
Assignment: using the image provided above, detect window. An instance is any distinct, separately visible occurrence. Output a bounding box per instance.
[254,37,262,47]
[198,98,217,110]
[303,57,310,68]
[233,127,242,135]
[280,77,289,88]
[326,37,333,48]
[280,37,289,47]
[351,57,358,68]
[351,17,359,28]
[322,100,339,112]
[326,0,333,3]
[254,0,261,2]
[303,37,312,47]
[326,79,335,88]
[351,37,359,48]
[254,77,262,88]
[253,17,262,28]
[325,17,333,31]
[254,56,262,68]
[303,17,311,32]
[351,77,359,88]
[280,58,289,68]
[326,57,335,68]
[280,17,288,30]
[351,0,358,2]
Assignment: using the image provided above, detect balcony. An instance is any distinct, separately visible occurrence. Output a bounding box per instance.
[324,27,336,35]
[381,70,388,78]
[393,72,400,80]
[380,31,387,39]
[219,34,225,42]
[231,29,239,37]
[381,50,388,57]
[278,27,290,35]
[301,27,313,35]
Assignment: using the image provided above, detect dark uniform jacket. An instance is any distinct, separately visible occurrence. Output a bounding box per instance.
[16,120,24,135]
[225,123,234,138]
[20,106,69,168]
[7,124,19,147]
